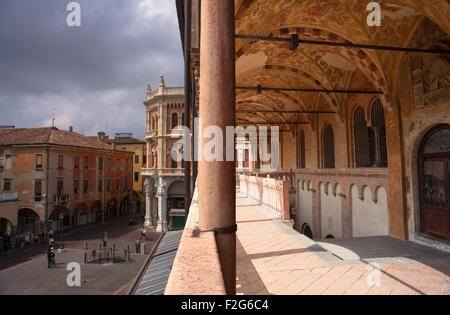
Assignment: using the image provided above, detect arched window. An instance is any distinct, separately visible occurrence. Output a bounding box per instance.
[418,124,450,240]
[172,113,178,129]
[151,117,155,130]
[323,124,335,169]
[371,100,388,167]
[354,107,374,167]
[297,129,306,168]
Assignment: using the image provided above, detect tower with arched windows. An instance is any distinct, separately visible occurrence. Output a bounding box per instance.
[141,76,187,232]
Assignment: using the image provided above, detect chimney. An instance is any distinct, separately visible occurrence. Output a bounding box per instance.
[69,126,73,132]
[97,131,106,140]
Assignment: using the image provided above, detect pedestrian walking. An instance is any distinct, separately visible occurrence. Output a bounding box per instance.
[39,231,44,245]
[33,233,39,247]
[135,239,140,254]
[103,232,108,248]
[140,227,147,241]
[47,245,55,268]
[19,233,24,248]
[24,232,31,247]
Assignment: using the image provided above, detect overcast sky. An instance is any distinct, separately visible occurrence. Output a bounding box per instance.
[0,0,184,139]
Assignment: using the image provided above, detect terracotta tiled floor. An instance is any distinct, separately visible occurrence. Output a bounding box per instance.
[235,193,450,295]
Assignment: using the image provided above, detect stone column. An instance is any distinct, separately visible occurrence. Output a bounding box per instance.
[385,104,408,240]
[198,0,236,295]
[156,177,168,232]
[144,177,152,228]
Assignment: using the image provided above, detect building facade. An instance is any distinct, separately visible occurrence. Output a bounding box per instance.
[0,127,134,246]
[141,76,187,232]
[102,134,147,215]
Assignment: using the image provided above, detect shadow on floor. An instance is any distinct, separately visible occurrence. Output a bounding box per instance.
[236,238,272,295]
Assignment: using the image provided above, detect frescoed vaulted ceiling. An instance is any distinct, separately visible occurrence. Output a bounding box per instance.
[234,0,450,131]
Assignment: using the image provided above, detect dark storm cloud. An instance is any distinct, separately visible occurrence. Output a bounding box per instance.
[0,0,184,138]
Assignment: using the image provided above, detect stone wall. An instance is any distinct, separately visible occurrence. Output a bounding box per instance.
[295,168,389,239]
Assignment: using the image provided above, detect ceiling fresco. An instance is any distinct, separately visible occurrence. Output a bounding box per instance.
[234,0,450,127]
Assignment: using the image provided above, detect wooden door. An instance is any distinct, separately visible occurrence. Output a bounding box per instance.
[418,125,450,241]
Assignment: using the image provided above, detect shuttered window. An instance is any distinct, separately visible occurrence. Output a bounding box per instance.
[371,99,388,168]
[35,180,42,196]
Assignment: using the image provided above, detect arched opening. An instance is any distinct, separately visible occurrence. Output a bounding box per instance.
[48,207,70,232]
[132,191,141,214]
[418,124,450,241]
[167,181,185,231]
[0,218,13,251]
[323,124,335,169]
[108,199,118,219]
[172,113,179,129]
[0,218,12,235]
[91,201,102,223]
[325,235,335,239]
[18,208,40,233]
[301,223,313,239]
[297,129,305,168]
[120,197,131,217]
[72,204,88,227]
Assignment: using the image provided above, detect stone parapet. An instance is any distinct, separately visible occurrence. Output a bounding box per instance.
[164,187,226,295]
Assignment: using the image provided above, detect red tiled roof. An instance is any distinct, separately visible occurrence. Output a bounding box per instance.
[102,138,146,145]
[0,127,131,152]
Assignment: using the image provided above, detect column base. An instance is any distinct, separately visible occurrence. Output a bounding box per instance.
[156,221,168,233]
[144,217,153,229]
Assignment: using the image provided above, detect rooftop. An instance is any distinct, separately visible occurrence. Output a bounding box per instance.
[0,127,130,152]
[103,137,146,145]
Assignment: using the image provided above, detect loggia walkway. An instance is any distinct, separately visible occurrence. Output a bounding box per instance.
[235,192,450,295]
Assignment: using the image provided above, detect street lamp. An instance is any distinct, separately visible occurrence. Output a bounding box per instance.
[60,213,64,250]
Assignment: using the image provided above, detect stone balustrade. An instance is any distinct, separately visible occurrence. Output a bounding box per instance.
[141,168,185,177]
[239,174,290,220]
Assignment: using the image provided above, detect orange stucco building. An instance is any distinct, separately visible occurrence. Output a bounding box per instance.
[0,127,134,246]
